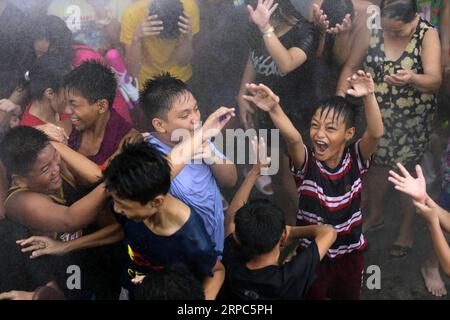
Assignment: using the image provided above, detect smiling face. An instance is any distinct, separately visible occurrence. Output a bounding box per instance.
[65,91,106,131]
[153,91,201,143]
[16,144,62,194]
[310,107,355,167]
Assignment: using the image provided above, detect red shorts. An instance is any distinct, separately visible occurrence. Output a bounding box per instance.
[305,251,365,300]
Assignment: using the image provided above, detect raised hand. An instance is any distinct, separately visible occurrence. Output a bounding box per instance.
[346,70,375,97]
[242,83,280,113]
[178,12,193,40]
[250,136,271,176]
[312,4,329,34]
[17,236,69,258]
[136,14,164,38]
[202,107,236,140]
[388,163,427,203]
[237,96,255,130]
[247,0,279,32]
[327,14,352,34]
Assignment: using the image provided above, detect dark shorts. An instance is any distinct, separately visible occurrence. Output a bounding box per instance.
[305,251,365,300]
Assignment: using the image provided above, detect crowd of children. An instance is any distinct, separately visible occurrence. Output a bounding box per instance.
[0,0,449,300]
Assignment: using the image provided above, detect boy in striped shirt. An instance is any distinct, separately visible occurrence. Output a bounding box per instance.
[242,70,383,299]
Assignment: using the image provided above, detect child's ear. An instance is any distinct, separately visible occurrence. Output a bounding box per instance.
[43,88,55,100]
[151,195,165,208]
[152,118,167,134]
[12,174,27,188]
[345,127,356,142]
[97,99,109,114]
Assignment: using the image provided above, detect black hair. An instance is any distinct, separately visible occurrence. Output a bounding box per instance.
[29,15,74,64]
[103,141,171,205]
[0,126,50,178]
[26,53,71,101]
[148,0,184,40]
[140,72,191,124]
[312,96,358,129]
[0,70,21,100]
[63,60,117,108]
[134,263,205,300]
[381,0,418,23]
[234,199,285,262]
[321,0,354,28]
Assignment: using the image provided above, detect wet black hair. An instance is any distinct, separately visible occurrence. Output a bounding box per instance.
[140,72,191,124]
[0,126,50,178]
[312,96,358,129]
[321,0,354,28]
[134,263,205,300]
[29,15,74,64]
[63,60,117,109]
[27,53,71,101]
[149,0,184,40]
[381,0,418,23]
[234,199,285,262]
[103,141,171,205]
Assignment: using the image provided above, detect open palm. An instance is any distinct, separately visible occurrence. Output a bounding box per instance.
[347,70,375,97]
[247,0,278,31]
[242,83,279,113]
[388,163,427,203]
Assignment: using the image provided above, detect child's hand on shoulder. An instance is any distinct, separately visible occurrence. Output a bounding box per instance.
[347,70,375,98]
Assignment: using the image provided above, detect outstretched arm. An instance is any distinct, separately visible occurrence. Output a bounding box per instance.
[51,142,102,186]
[242,83,306,168]
[225,137,270,237]
[247,0,308,74]
[17,223,124,258]
[413,197,450,276]
[168,107,236,179]
[284,225,337,260]
[347,70,384,162]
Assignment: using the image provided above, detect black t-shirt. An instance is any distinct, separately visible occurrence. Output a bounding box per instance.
[115,206,219,293]
[222,235,320,300]
[248,19,319,117]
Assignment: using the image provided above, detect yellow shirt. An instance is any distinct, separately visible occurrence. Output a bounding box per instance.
[120,0,200,87]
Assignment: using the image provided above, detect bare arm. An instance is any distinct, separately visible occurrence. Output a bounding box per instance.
[18,223,124,258]
[6,183,109,233]
[168,107,236,179]
[247,0,308,74]
[0,162,7,220]
[225,166,260,238]
[413,197,450,275]
[210,161,237,189]
[51,142,102,185]
[284,225,337,260]
[237,57,256,130]
[242,83,306,168]
[225,136,270,237]
[122,15,163,77]
[203,260,225,300]
[172,13,195,67]
[410,28,442,92]
[346,71,384,162]
[336,24,370,96]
